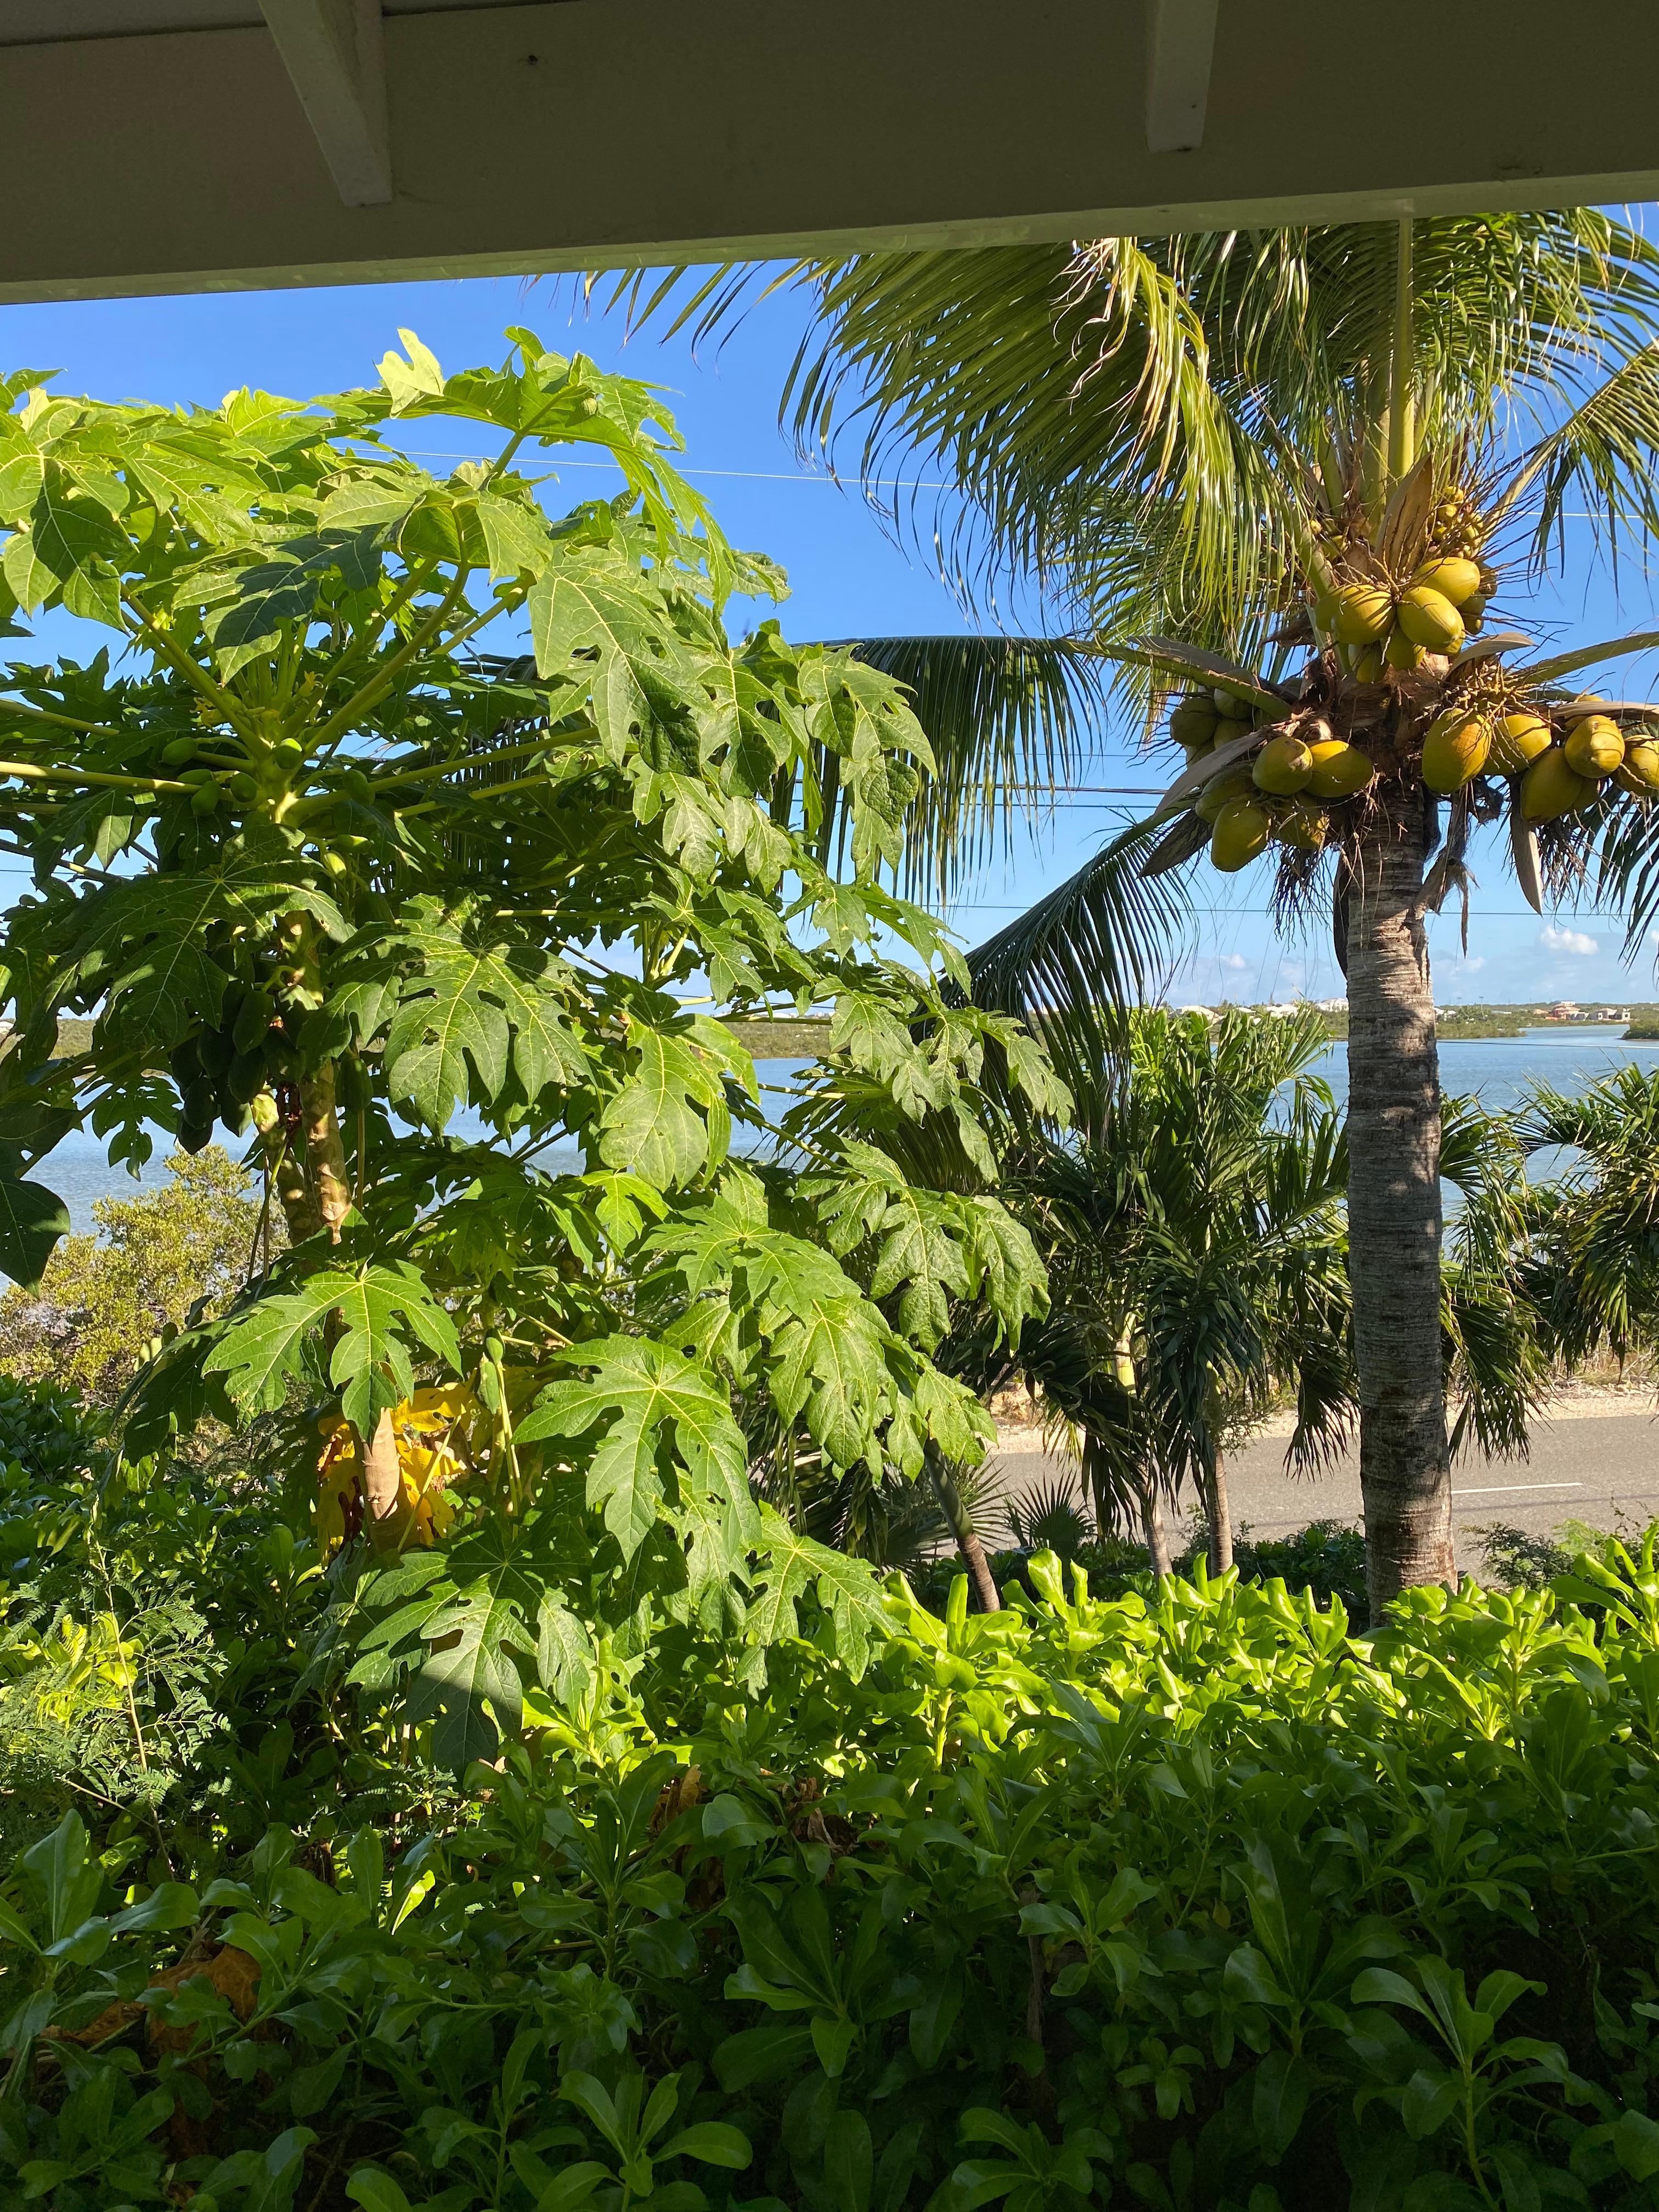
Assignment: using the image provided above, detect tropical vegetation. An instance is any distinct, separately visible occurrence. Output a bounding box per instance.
[10,298,1659,2212]
[4,1390,1659,2210]
[0,333,1058,1724]
[622,213,1659,1609]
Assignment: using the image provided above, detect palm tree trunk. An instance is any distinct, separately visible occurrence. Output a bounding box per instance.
[1139,1478,1173,1581]
[1346,776,1454,1610]
[925,1442,1000,1611]
[1203,1446,1234,1575]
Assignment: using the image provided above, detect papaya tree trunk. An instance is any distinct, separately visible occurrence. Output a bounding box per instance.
[362,1408,416,1551]
[1346,776,1454,1610]
[925,1442,1000,1611]
[299,1065,352,1243]
[252,1089,316,1243]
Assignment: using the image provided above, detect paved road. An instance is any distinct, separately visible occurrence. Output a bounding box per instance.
[988,1402,1659,1572]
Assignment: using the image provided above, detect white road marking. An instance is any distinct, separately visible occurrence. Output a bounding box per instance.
[1451,1481,1584,1497]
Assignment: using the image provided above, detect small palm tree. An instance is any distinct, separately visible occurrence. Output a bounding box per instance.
[1009,1007,1353,1575]
[1504,1065,1659,1373]
[610,215,1659,1608]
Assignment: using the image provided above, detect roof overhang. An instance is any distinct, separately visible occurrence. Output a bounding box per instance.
[3,0,1657,305]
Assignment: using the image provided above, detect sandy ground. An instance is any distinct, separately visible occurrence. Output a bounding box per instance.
[985,1387,1659,1572]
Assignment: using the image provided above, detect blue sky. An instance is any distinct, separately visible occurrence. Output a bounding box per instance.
[3,264,1657,1009]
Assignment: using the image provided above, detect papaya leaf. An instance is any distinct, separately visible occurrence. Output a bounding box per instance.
[518,1335,753,1559]
[204,1262,460,1433]
[0,1170,68,1287]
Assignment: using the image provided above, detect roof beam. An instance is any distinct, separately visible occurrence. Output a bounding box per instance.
[257,0,390,206]
[1146,0,1220,154]
[3,1,1659,305]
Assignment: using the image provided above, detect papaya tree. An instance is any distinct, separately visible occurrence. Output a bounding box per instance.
[0,331,1054,1759]
[620,215,1659,1607]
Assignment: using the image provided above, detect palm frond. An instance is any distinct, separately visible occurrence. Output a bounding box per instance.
[838,634,1107,900]
[1495,342,1659,572]
[966,823,1189,1097]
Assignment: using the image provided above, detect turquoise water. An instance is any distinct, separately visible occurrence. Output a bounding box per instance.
[1312,1028,1659,1116]
[35,1030,1659,1234]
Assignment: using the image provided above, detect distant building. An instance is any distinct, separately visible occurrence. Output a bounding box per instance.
[1601,1007,1629,1022]
[1316,997,1346,1013]
[1545,1001,1581,1022]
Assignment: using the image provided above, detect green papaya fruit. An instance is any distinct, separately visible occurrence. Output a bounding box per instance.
[233,993,273,1054]
[227,1048,267,1105]
[197,1027,234,1079]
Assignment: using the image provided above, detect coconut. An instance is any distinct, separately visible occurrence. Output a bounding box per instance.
[1305,740,1375,799]
[1420,710,1490,792]
[1210,799,1272,872]
[1170,696,1219,749]
[1212,687,1256,719]
[1212,715,1255,750]
[1352,646,1385,684]
[1563,714,1625,780]
[1332,584,1394,645]
[1522,749,1596,822]
[1412,556,1482,606]
[1194,768,1257,825]
[1487,712,1552,775]
[1616,742,1659,796]
[1397,585,1465,654]
[1384,627,1426,671]
[1274,799,1330,853]
[1252,732,1315,795]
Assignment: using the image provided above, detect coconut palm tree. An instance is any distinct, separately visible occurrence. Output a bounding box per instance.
[610,215,1659,1608]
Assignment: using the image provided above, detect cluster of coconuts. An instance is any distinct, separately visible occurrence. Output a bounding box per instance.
[1420,698,1659,817]
[1165,496,1659,876]
[1321,552,1495,677]
[1170,686,1377,872]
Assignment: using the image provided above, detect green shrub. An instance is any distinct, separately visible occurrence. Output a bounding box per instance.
[4,1444,1659,2209]
[0,1149,266,1404]
[917,1517,1370,1623]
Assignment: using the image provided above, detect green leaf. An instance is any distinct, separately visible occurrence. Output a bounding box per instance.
[476,491,554,580]
[346,2170,417,2212]
[1515,630,1659,686]
[376,923,586,1128]
[0,1171,68,1286]
[1250,2050,1310,2163]
[660,2123,753,2171]
[379,329,448,412]
[767,1294,893,1471]
[204,1261,460,1433]
[747,1506,888,1678]
[600,1028,730,1190]
[519,1335,753,1560]
[1615,2109,1659,2183]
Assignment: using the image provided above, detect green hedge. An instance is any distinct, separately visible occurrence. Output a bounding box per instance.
[5,1475,1659,2210]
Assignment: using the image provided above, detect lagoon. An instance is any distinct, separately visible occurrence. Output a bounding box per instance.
[35,1026,1659,1234]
